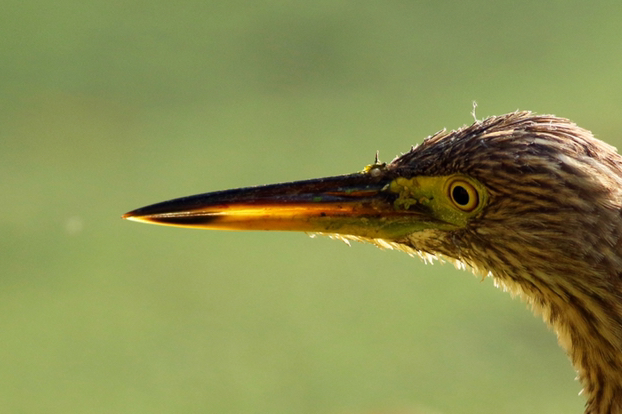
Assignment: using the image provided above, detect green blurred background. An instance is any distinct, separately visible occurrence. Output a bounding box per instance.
[3,1,622,413]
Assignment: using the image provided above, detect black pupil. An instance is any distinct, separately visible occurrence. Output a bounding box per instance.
[452,185,470,206]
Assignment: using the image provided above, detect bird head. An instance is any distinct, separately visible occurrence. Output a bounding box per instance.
[123,111,622,282]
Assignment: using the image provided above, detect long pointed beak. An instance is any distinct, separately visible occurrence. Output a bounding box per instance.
[122,172,439,240]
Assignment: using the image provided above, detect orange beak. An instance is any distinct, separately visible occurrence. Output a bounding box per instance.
[123,172,438,240]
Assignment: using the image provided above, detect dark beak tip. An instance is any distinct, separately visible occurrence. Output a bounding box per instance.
[122,210,140,220]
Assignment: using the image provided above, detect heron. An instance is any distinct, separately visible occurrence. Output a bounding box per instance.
[123,111,622,414]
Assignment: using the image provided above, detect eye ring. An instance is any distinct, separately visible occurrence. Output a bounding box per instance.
[448,179,479,212]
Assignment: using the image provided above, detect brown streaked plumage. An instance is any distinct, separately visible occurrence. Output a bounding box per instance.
[124,111,622,413]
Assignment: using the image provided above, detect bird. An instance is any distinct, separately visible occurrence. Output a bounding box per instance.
[123,111,622,414]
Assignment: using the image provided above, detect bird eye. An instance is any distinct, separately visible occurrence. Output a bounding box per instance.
[448,179,479,212]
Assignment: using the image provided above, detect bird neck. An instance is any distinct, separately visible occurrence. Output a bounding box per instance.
[499,264,622,414]
[551,289,622,413]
